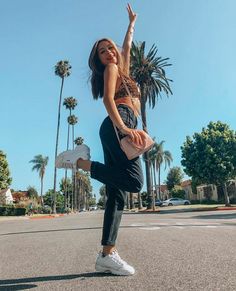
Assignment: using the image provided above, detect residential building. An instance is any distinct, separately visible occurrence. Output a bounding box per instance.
[0,189,13,205]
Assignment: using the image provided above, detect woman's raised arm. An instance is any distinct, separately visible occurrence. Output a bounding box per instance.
[122,4,137,74]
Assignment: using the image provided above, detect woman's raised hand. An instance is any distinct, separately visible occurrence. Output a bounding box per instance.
[127,3,137,24]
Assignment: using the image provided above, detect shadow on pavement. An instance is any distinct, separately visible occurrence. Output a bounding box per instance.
[0,284,37,290]
[192,213,236,220]
[0,272,114,290]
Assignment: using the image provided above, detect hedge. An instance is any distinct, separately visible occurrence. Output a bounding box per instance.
[0,206,26,216]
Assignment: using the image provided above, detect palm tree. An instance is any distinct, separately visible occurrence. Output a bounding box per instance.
[63,97,78,150]
[53,60,71,213]
[74,136,84,146]
[149,141,173,201]
[63,97,77,209]
[67,115,78,149]
[130,41,172,209]
[67,114,78,211]
[29,155,49,206]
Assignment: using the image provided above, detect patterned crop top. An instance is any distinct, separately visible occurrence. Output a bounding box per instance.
[114,75,141,100]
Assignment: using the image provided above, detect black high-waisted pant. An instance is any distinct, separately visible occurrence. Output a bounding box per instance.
[90,105,144,246]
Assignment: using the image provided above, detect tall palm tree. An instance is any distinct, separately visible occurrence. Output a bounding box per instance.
[30,155,49,206]
[67,115,78,150]
[63,97,77,209]
[74,136,84,146]
[130,41,172,209]
[67,114,78,210]
[53,60,71,213]
[149,141,173,201]
[63,97,78,150]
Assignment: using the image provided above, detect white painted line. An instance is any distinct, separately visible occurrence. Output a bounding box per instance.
[139,227,161,230]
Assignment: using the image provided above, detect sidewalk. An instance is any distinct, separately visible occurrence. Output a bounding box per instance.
[0,213,65,222]
[125,204,236,214]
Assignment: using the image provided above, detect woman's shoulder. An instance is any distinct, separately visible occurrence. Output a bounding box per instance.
[104,63,119,72]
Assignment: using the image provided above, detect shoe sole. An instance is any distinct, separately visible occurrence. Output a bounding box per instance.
[95,264,135,276]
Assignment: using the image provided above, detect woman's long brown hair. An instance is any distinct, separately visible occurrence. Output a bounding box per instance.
[88,38,126,100]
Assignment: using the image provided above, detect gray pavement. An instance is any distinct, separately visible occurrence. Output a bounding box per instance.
[0,210,236,290]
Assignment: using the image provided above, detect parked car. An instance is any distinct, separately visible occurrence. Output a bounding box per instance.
[89,205,98,211]
[155,199,163,206]
[162,198,191,206]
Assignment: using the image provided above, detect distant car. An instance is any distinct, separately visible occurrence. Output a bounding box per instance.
[89,205,98,211]
[162,198,191,206]
[155,199,163,206]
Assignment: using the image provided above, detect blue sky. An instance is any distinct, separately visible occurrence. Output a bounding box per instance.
[1,0,236,200]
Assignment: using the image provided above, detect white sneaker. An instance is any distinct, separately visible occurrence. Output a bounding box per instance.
[95,251,135,276]
[55,144,90,169]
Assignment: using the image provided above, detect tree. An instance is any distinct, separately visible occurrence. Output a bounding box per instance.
[53,60,72,213]
[59,177,72,209]
[98,185,106,208]
[170,185,186,199]
[166,167,184,191]
[74,137,84,146]
[181,121,236,206]
[29,155,49,206]
[76,170,93,211]
[67,115,78,149]
[62,97,78,209]
[148,141,172,206]
[0,150,12,190]
[27,186,39,199]
[63,97,78,150]
[130,41,172,209]
[44,189,64,211]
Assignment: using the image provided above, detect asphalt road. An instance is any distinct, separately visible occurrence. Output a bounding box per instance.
[0,209,236,291]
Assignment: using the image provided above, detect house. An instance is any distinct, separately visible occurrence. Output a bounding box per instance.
[0,189,14,205]
[197,184,218,202]
[181,180,198,201]
[12,191,29,203]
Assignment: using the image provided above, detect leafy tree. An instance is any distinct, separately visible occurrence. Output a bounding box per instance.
[53,60,72,213]
[170,185,186,199]
[76,170,93,211]
[29,154,49,206]
[27,186,39,199]
[60,177,72,209]
[44,189,64,210]
[97,185,106,208]
[181,121,236,206]
[130,41,172,209]
[166,167,184,191]
[0,150,12,190]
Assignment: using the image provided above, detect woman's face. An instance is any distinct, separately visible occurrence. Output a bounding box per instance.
[97,40,118,66]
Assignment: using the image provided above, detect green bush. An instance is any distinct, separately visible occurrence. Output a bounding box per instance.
[0,206,26,216]
[200,199,218,205]
[170,186,186,199]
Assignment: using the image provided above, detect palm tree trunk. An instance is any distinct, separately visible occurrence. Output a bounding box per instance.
[223,183,231,206]
[153,162,158,199]
[141,99,152,209]
[40,176,44,207]
[138,192,142,209]
[158,165,161,200]
[53,77,64,213]
[64,109,71,210]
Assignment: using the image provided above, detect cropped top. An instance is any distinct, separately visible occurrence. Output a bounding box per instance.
[114,75,140,100]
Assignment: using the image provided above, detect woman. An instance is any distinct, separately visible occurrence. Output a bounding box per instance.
[56,4,145,276]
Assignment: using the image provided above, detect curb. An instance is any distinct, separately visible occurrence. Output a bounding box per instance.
[125,206,236,214]
[29,214,65,220]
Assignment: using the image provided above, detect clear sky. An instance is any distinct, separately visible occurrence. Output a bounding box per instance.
[1,0,236,200]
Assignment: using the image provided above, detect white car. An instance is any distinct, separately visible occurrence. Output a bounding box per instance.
[162,198,191,206]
